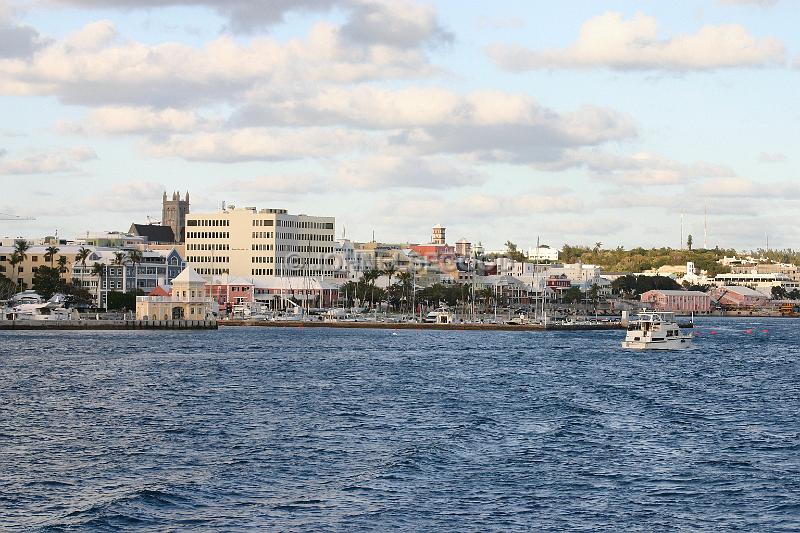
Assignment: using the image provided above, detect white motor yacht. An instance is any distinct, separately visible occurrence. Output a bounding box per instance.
[622,312,693,350]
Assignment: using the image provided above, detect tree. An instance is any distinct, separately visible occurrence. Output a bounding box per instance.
[687,234,693,251]
[564,286,582,304]
[13,240,30,262]
[57,255,69,275]
[504,241,527,262]
[75,246,91,288]
[8,252,22,290]
[45,245,60,267]
[0,274,15,300]
[107,289,145,311]
[128,249,143,292]
[771,286,788,300]
[32,266,64,299]
[594,242,602,254]
[91,262,106,308]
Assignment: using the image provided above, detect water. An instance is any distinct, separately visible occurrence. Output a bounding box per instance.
[1,317,799,531]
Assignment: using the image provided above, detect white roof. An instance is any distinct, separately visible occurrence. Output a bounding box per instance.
[171,266,206,284]
[719,285,768,297]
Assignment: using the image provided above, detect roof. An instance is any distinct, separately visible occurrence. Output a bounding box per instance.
[643,290,709,296]
[718,285,768,297]
[148,285,171,296]
[171,266,206,284]
[129,224,175,243]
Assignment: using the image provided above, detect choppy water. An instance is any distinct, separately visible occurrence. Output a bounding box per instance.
[1,317,799,531]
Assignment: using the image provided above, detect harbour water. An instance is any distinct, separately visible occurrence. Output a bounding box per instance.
[1,318,799,531]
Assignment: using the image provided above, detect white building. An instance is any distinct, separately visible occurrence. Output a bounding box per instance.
[185,206,335,279]
[136,266,213,320]
[527,245,559,261]
[712,273,799,296]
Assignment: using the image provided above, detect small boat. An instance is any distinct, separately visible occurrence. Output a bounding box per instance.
[621,312,693,350]
[424,308,454,324]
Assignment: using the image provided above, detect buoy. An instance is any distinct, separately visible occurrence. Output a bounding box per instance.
[745,329,753,334]
[761,329,769,333]
[710,331,717,335]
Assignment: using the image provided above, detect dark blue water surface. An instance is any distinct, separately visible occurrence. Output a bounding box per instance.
[1,317,799,531]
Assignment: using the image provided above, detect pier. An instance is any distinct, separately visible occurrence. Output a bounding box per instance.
[219,319,632,331]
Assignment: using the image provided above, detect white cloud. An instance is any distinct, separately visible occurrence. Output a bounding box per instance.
[0,147,95,175]
[541,150,735,186]
[718,0,779,6]
[84,180,165,212]
[78,106,207,134]
[49,0,450,45]
[487,12,785,71]
[758,151,786,163]
[144,127,374,162]
[0,21,436,107]
[337,155,485,190]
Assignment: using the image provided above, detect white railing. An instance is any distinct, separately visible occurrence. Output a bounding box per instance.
[136,296,213,304]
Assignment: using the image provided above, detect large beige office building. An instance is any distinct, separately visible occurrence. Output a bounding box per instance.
[185,206,335,279]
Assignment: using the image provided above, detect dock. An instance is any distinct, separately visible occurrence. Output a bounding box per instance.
[0,319,218,330]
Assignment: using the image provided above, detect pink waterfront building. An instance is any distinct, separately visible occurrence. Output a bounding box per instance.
[640,290,711,313]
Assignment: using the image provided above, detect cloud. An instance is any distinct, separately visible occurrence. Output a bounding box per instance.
[84,180,165,212]
[340,0,452,48]
[0,147,96,175]
[718,0,779,6]
[0,20,436,107]
[144,127,374,162]
[0,1,49,58]
[337,155,485,190]
[487,12,785,71]
[49,0,450,45]
[64,106,210,134]
[698,176,800,198]
[758,151,786,163]
[540,150,735,185]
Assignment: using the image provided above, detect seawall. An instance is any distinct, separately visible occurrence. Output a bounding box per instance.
[0,319,218,330]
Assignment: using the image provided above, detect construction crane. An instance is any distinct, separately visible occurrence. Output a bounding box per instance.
[146,215,161,225]
[0,213,35,221]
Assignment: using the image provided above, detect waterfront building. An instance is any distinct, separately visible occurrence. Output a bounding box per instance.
[710,286,770,309]
[184,206,335,280]
[640,290,711,313]
[73,248,185,308]
[206,274,255,309]
[712,273,799,296]
[72,232,147,248]
[730,262,800,282]
[432,224,446,245]
[0,244,97,290]
[136,266,213,320]
[251,276,341,310]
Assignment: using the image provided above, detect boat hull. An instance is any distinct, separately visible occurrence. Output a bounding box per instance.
[621,338,693,350]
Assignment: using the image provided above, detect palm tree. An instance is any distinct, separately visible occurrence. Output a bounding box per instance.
[382,265,397,312]
[14,240,30,261]
[128,249,143,293]
[8,251,22,290]
[75,246,91,288]
[45,245,60,267]
[92,262,105,308]
[57,255,69,276]
[113,251,128,294]
[395,271,413,313]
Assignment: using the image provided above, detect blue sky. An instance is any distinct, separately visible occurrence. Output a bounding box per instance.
[0,0,798,251]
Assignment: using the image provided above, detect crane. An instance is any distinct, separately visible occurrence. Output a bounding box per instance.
[0,213,35,221]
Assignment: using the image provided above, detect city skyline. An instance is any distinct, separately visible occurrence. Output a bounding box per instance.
[1,0,799,250]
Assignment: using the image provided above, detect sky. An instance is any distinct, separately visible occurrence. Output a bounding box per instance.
[0,0,798,252]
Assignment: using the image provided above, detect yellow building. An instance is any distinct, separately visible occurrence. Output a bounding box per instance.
[136,267,213,320]
[0,244,87,289]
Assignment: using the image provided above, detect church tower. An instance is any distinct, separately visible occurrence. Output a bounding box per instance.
[162,190,190,243]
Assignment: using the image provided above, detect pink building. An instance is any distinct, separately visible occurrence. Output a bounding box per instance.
[640,290,711,313]
[710,286,769,309]
[206,274,255,308]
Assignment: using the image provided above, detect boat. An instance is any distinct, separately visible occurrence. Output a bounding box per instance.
[424,308,454,324]
[621,312,693,350]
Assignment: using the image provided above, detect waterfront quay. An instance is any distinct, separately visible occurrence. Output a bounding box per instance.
[0,319,217,330]
[219,319,634,331]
